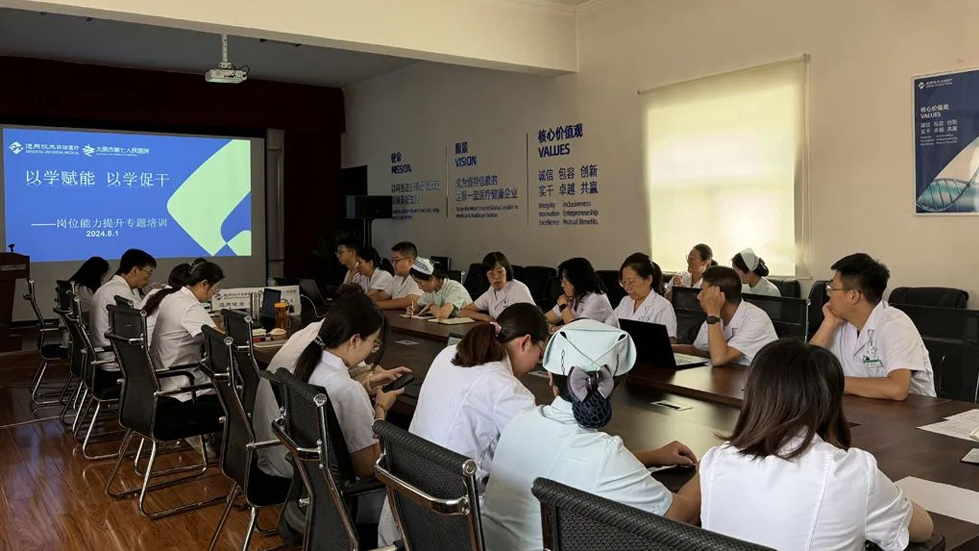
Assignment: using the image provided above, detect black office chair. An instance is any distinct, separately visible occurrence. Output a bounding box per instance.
[890,303,979,402]
[201,326,291,551]
[103,305,226,518]
[447,269,464,283]
[889,287,969,309]
[596,270,626,310]
[741,295,810,339]
[806,280,830,340]
[373,420,485,550]
[221,309,264,411]
[54,283,85,425]
[463,263,489,299]
[24,278,69,406]
[766,278,801,298]
[670,287,707,345]
[269,368,389,551]
[512,265,525,286]
[531,477,774,551]
[542,276,564,312]
[518,266,558,308]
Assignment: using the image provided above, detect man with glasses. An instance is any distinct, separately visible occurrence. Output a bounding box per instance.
[374,241,423,310]
[335,238,362,287]
[89,248,157,349]
[810,253,936,399]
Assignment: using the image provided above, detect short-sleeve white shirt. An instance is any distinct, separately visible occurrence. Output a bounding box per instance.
[701,437,913,551]
[481,397,673,551]
[742,277,781,297]
[550,292,618,328]
[693,300,778,366]
[828,300,936,397]
[614,293,677,339]
[353,268,394,294]
[149,287,215,369]
[306,350,378,455]
[472,280,536,319]
[90,275,142,348]
[386,275,423,300]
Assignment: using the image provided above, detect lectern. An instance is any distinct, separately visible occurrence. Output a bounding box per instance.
[0,252,30,352]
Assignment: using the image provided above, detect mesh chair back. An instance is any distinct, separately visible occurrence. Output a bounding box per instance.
[890,304,979,401]
[109,299,143,340]
[273,368,357,551]
[670,288,706,345]
[202,326,254,488]
[114,294,136,309]
[542,276,564,311]
[63,291,101,390]
[373,420,484,551]
[463,263,489,299]
[741,295,809,339]
[765,278,801,298]
[519,266,558,306]
[532,478,774,551]
[57,287,84,378]
[106,305,159,435]
[512,265,525,285]
[23,279,48,345]
[596,270,626,310]
[221,309,263,410]
[889,287,969,309]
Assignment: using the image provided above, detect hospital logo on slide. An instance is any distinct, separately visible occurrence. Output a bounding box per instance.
[8,141,23,154]
[82,145,96,157]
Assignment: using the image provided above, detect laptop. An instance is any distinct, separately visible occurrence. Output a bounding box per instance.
[619,318,708,369]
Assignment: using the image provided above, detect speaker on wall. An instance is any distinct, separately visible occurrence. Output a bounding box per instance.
[346,195,393,219]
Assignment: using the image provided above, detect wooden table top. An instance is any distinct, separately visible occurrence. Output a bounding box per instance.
[252,318,979,550]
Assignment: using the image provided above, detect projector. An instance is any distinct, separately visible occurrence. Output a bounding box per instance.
[205,66,247,84]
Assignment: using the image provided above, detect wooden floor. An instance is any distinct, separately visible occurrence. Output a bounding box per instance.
[0,351,285,551]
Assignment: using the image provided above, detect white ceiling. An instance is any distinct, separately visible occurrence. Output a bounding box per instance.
[0,8,419,87]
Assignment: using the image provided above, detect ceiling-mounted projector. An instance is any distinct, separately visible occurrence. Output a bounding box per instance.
[205,34,248,84]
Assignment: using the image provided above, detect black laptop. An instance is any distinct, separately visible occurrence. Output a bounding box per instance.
[619,318,708,369]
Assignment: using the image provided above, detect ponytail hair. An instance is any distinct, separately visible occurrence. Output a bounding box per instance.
[453,303,548,367]
[358,246,382,269]
[186,259,224,287]
[141,262,194,315]
[294,292,385,383]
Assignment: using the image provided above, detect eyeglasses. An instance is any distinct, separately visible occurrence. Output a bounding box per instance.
[391,256,411,265]
[140,266,155,277]
[619,278,644,289]
[367,336,383,354]
[536,341,546,357]
[487,268,507,278]
[825,283,848,294]
[336,248,350,257]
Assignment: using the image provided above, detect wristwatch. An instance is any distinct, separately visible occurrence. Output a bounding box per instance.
[705,315,721,325]
[559,303,569,312]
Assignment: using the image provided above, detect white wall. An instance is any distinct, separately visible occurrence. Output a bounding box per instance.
[343,0,979,305]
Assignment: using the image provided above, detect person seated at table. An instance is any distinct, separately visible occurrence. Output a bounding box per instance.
[673,266,777,367]
[90,248,156,349]
[614,252,677,342]
[377,302,549,545]
[545,257,617,329]
[375,241,424,310]
[405,257,473,320]
[142,263,192,346]
[148,260,226,396]
[665,243,714,299]
[335,238,363,288]
[732,248,781,297]
[67,256,109,324]
[461,252,536,322]
[481,319,701,551]
[810,253,936,400]
[292,292,406,479]
[254,287,411,478]
[700,338,934,550]
[353,246,394,300]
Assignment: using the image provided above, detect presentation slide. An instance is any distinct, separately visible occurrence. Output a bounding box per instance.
[3,127,253,262]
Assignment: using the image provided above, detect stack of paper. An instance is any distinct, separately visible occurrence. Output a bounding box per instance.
[917,409,979,441]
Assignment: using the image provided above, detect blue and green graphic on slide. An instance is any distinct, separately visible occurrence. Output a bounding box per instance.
[2,127,254,262]
[168,140,251,256]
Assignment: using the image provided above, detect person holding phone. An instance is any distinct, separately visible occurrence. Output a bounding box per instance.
[405,257,473,319]
[377,303,549,546]
[700,339,934,550]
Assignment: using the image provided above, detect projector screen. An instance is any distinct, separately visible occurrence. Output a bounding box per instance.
[1,125,267,322]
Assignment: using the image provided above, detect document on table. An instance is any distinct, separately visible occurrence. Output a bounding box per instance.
[896,477,979,524]
[917,409,979,441]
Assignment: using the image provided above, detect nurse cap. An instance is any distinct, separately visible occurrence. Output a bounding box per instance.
[542,319,637,377]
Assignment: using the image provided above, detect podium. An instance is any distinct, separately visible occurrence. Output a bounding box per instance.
[0,252,30,352]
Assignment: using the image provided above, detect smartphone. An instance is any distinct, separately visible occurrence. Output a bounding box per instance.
[382,374,416,393]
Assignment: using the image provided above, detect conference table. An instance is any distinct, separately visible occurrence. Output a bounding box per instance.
[254,311,979,550]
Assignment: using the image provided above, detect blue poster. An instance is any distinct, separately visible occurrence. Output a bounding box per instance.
[3,128,252,261]
[914,69,979,214]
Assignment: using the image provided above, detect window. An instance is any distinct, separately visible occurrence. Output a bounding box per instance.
[642,57,809,276]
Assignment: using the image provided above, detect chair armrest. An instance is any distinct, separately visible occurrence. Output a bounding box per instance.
[93,344,113,352]
[92,358,116,366]
[39,326,62,334]
[245,439,283,451]
[260,370,279,382]
[343,476,386,498]
[154,369,200,387]
[154,383,211,397]
[165,362,201,371]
